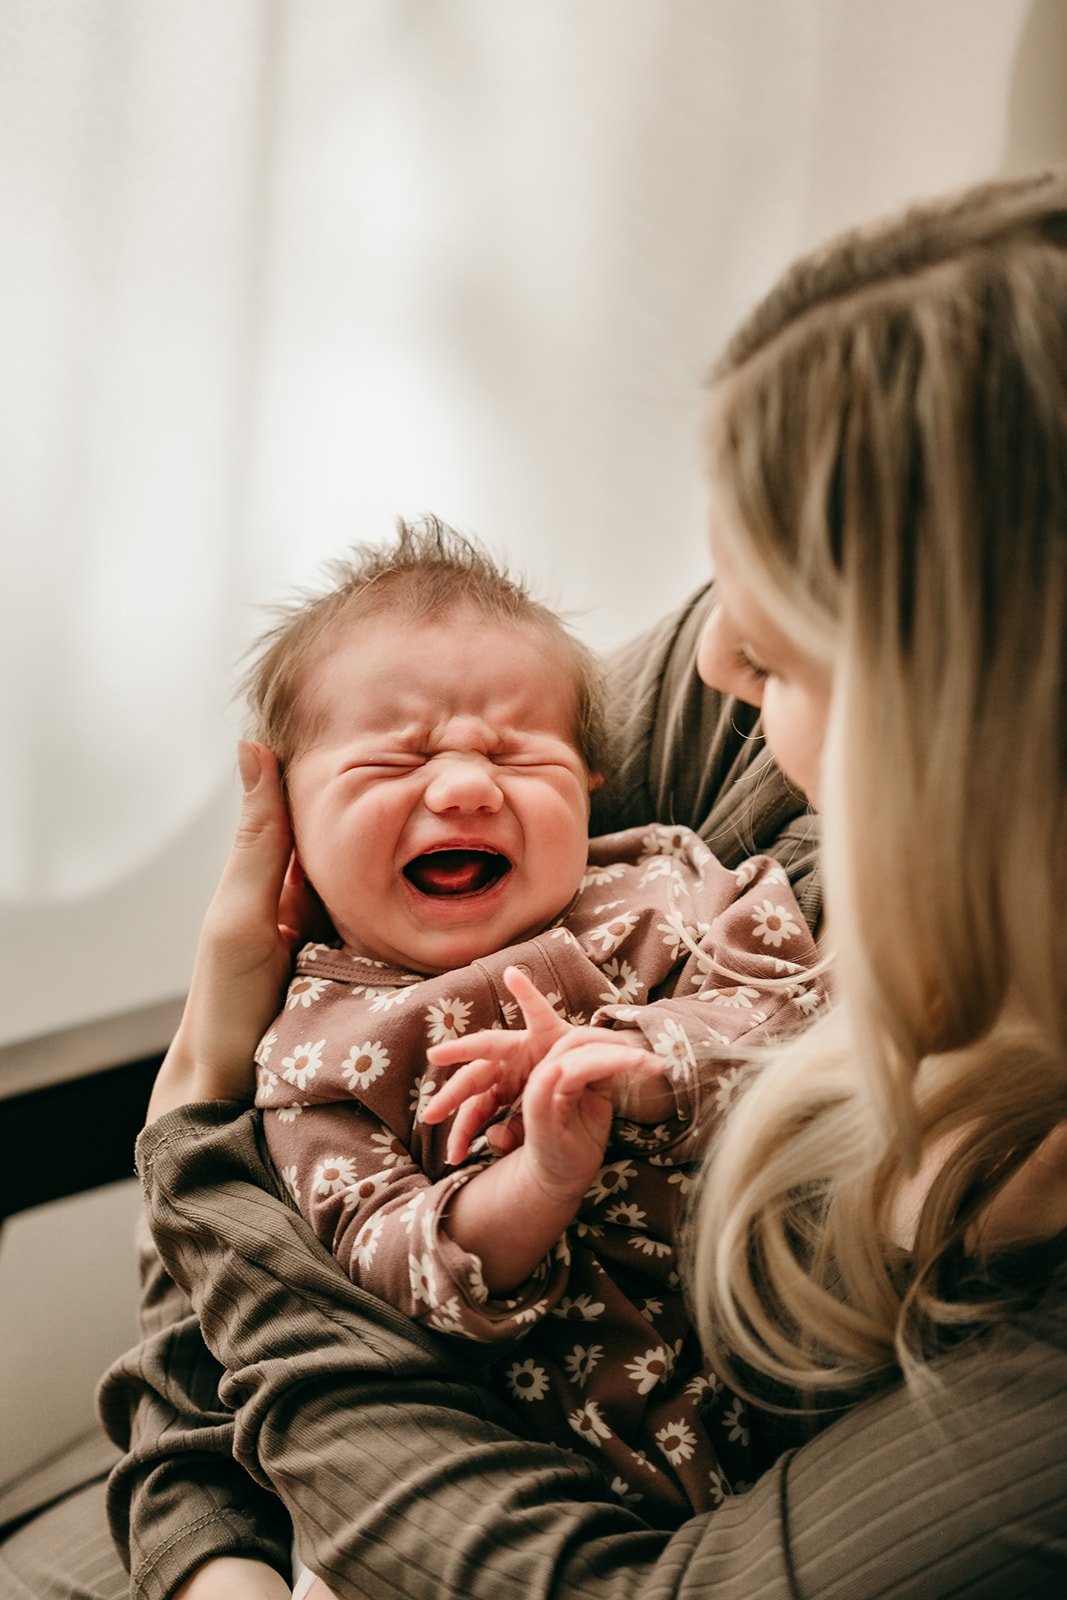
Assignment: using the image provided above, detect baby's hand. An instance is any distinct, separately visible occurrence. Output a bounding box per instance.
[424,965,666,1165]
[517,1032,664,1206]
[423,966,573,1164]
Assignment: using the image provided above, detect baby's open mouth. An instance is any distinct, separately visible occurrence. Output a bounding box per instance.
[403,849,512,897]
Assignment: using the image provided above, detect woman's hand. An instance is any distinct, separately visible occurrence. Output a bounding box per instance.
[147,741,317,1122]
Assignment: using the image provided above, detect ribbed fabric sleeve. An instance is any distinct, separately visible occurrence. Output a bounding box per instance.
[98,1214,292,1598]
[136,1102,1067,1600]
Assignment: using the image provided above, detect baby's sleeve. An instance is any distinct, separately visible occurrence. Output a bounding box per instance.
[592,852,825,1142]
[262,1100,570,1342]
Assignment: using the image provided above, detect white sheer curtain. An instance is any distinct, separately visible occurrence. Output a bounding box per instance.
[2,0,1063,1044]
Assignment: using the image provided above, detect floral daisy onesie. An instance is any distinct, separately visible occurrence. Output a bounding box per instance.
[254,824,823,1525]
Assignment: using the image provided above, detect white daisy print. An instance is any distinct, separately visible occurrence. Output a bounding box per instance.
[257,1064,278,1100]
[667,1170,693,1197]
[581,862,627,888]
[788,982,822,1015]
[428,1296,466,1335]
[345,1169,390,1206]
[258,1029,278,1064]
[651,1017,695,1083]
[610,1476,643,1506]
[734,858,761,889]
[369,1128,406,1167]
[638,855,675,884]
[585,1160,639,1205]
[608,1005,643,1024]
[563,1343,604,1386]
[506,1358,550,1402]
[655,1418,698,1465]
[285,975,330,1010]
[341,1040,390,1092]
[586,912,640,954]
[750,899,802,949]
[655,912,691,962]
[399,1191,424,1233]
[280,1164,301,1201]
[708,1468,731,1507]
[313,1155,357,1196]
[639,1297,664,1322]
[701,984,762,1010]
[513,1298,549,1326]
[368,986,413,1013]
[408,1251,438,1306]
[425,996,473,1043]
[408,1073,437,1123]
[568,1400,612,1444]
[599,958,644,1004]
[466,1256,488,1306]
[625,1346,674,1395]
[629,1235,672,1259]
[686,1370,722,1399]
[604,1200,647,1229]
[552,1293,607,1322]
[351,1215,384,1271]
[276,1105,304,1124]
[640,825,691,860]
[281,1039,325,1091]
[713,1064,747,1115]
[723,1397,750,1445]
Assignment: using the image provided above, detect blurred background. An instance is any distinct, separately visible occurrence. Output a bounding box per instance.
[3,0,1067,1491]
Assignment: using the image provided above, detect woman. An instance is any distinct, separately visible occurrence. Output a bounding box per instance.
[107,171,1067,1599]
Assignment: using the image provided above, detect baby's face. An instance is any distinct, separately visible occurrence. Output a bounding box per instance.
[285,611,596,974]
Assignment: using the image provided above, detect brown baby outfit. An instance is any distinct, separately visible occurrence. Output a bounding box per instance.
[254,823,822,1522]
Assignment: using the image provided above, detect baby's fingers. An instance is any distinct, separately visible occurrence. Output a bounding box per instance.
[535,1043,659,1105]
[422,1058,501,1123]
[444,1090,509,1165]
[427,1029,517,1067]
[503,965,568,1034]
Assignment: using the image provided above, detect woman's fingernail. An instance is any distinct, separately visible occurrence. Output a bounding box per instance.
[237,740,262,793]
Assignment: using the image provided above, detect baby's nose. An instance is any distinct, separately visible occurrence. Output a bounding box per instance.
[423,754,503,813]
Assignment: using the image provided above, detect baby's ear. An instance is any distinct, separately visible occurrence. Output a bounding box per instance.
[587,770,605,793]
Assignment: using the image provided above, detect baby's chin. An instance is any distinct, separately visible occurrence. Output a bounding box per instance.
[344,898,580,976]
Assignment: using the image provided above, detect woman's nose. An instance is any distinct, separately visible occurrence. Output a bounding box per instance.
[422,754,504,814]
[696,606,761,706]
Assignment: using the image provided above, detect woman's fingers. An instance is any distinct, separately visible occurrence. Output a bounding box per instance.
[203,743,295,964]
[147,743,299,1121]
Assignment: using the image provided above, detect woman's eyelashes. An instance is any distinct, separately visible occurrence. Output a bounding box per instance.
[733,644,772,684]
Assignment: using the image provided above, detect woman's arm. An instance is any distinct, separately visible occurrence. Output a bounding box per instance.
[98,1220,293,1598]
[140,1099,1067,1600]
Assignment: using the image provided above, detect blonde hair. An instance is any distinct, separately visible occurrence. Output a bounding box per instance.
[241,515,609,777]
[692,173,1067,1399]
